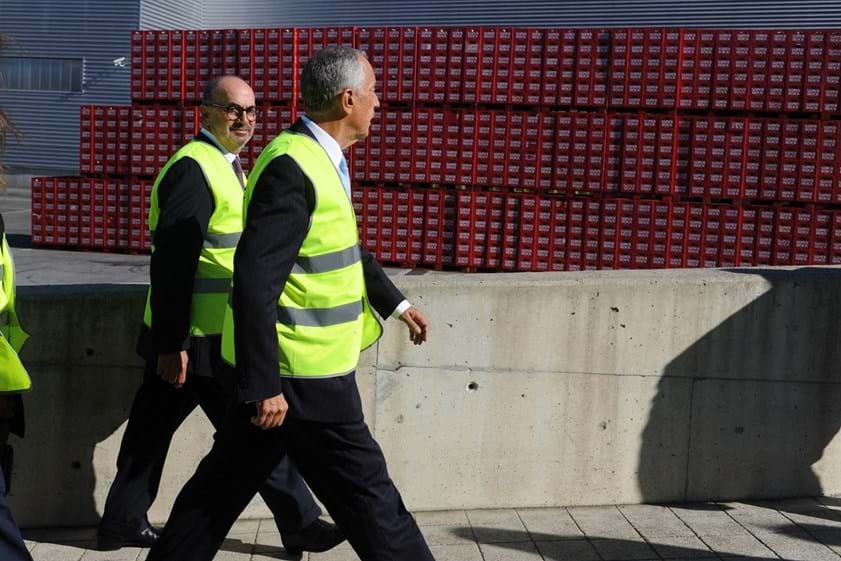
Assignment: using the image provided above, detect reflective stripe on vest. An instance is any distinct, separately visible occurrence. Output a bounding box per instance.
[143,141,244,337]
[292,245,361,275]
[220,130,383,377]
[276,299,363,327]
[204,232,241,249]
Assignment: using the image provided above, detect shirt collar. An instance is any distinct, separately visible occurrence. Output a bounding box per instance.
[199,128,237,164]
[300,115,345,170]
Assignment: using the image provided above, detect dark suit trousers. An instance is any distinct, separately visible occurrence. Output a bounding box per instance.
[100,363,320,535]
[147,404,434,561]
[0,465,32,561]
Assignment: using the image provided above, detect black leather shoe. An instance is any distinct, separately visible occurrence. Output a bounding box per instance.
[281,518,345,555]
[96,524,161,550]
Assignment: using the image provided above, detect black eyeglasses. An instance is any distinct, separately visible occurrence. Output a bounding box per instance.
[204,102,260,121]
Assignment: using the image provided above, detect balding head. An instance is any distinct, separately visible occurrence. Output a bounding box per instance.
[199,75,257,154]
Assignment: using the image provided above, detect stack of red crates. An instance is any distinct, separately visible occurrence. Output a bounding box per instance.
[31,26,841,272]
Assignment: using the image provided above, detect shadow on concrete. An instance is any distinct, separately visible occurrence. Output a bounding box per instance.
[774,522,841,545]
[10,366,140,530]
[17,533,298,558]
[451,527,779,560]
[8,285,148,529]
[638,267,841,504]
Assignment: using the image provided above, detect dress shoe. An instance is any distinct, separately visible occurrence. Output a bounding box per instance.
[281,518,345,555]
[96,524,160,550]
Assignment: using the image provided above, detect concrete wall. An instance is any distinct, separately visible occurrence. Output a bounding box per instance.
[8,267,841,527]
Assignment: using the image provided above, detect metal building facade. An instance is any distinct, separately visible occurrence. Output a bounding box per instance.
[0,0,140,171]
[140,0,204,31]
[203,0,841,29]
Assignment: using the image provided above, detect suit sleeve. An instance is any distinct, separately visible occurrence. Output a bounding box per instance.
[149,158,213,353]
[231,155,309,403]
[360,246,405,319]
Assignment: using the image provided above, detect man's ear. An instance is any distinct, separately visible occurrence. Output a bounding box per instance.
[342,89,355,114]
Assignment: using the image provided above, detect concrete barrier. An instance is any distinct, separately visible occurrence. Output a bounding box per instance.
[8,267,841,527]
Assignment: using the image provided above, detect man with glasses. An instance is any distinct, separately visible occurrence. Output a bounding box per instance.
[147,47,434,561]
[97,75,344,557]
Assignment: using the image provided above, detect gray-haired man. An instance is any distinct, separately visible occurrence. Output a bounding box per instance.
[146,46,434,561]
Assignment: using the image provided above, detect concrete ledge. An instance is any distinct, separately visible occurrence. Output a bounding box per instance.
[8,267,841,527]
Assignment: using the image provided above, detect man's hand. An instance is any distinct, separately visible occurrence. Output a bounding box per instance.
[399,306,429,346]
[252,393,288,429]
[157,351,188,389]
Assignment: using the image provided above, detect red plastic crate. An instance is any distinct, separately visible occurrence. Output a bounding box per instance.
[678,30,715,110]
[573,29,610,108]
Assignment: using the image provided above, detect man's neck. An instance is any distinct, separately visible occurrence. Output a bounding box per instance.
[304,114,353,150]
[199,128,239,157]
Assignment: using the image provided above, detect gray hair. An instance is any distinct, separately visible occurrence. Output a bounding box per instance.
[301,46,366,113]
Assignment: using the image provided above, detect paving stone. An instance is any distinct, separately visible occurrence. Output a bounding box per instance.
[812,529,841,551]
[535,539,600,560]
[253,528,282,551]
[619,505,696,538]
[80,547,143,560]
[648,535,716,559]
[30,542,87,561]
[227,519,261,540]
[415,510,470,527]
[216,537,255,557]
[251,550,301,561]
[420,524,477,546]
[590,538,657,561]
[760,498,830,514]
[700,533,777,557]
[427,543,483,561]
[309,541,359,561]
[750,529,841,561]
[207,549,253,561]
[670,505,750,537]
[722,502,798,534]
[479,541,543,561]
[466,509,529,543]
[568,507,640,539]
[24,527,97,543]
[517,508,584,541]
[252,553,294,561]
[765,499,841,532]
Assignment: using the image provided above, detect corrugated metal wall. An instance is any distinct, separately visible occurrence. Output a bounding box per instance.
[0,0,139,171]
[140,0,204,31]
[203,0,841,28]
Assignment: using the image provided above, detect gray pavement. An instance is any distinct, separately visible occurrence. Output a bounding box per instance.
[18,498,841,560]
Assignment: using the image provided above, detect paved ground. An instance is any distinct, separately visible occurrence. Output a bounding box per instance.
[18,498,841,560]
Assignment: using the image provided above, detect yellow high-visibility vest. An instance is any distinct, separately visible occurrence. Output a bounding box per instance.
[0,234,31,394]
[222,131,382,377]
[143,140,244,337]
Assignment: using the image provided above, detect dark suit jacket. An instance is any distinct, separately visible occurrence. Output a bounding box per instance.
[136,132,228,376]
[231,119,404,422]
